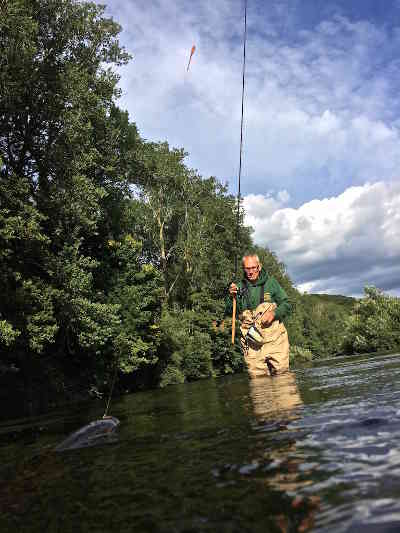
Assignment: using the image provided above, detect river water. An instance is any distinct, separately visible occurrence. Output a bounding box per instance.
[2,353,400,532]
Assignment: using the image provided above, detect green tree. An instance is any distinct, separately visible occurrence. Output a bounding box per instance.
[0,0,133,396]
[107,235,163,375]
[135,142,190,302]
[343,286,400,354]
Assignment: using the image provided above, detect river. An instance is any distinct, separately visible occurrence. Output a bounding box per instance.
[2,352,400,532]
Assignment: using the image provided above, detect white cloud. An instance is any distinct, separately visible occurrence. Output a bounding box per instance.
[100,0,400,202]
[244,181,400,295]
[243,190,290,219]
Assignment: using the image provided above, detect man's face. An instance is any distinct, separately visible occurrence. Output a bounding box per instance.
[243,257,261,282]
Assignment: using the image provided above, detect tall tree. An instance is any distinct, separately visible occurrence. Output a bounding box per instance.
[0,0,132,388]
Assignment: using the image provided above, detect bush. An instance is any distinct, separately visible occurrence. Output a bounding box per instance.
[343,286,400,354]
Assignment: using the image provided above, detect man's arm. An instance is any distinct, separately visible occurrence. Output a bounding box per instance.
[270,277,292,321]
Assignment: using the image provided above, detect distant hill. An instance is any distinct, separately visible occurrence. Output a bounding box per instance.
[303,293,357,311]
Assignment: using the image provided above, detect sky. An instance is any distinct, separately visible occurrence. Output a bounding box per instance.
[98,0,400,296]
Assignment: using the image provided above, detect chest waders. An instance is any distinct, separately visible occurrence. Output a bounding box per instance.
[239,283,290,377]
[243,282,267,347]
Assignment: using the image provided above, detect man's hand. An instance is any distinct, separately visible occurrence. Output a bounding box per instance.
[229,283,238,298]
[261,310,275,326]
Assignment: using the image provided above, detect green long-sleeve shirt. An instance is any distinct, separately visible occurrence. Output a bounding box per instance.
[224,268,292,322]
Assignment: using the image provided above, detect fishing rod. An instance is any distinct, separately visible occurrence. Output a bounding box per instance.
[232,0,248,344]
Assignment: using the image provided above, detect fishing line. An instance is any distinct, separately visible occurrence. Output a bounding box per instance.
[234,0,248,277]
[103,361,119,418]
[55,361,120,451]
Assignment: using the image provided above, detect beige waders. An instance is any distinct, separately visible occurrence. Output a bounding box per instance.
[240,301,290,378]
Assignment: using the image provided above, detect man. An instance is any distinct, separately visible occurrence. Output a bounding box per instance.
[225,254,292,378]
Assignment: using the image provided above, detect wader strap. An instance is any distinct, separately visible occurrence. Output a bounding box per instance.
[241,279,250,310]
[259,283,265,305]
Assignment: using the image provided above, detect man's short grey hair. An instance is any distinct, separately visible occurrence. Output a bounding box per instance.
[242,254,260,265]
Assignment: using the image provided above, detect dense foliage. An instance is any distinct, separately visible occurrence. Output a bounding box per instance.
[1,0,399,414]
[294,293,355,359]
[342,287,400,354]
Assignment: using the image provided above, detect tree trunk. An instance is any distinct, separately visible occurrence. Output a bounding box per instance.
[156,208,168,301]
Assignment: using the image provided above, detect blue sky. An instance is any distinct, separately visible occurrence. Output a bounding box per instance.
[98,0,400,296]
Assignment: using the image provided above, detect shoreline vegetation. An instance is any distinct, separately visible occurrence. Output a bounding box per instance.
[1,0,400,418]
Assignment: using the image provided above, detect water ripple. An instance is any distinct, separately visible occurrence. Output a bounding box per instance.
[2,353,400,532]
